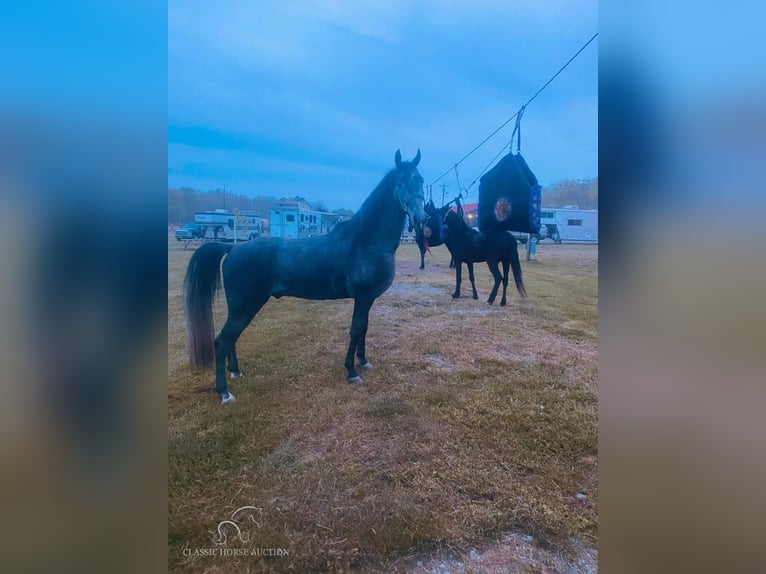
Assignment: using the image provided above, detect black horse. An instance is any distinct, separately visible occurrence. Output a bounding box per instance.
[444,210,527,305]
[415,201,454,270]
[184,150,426,403]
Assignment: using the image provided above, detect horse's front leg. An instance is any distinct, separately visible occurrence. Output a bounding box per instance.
[356,318,374,370]
[345,297,373,384]
[452,260,462,298]
[467,262,478,299]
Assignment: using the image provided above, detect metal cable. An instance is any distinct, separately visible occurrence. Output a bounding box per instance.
[429,32,598,187]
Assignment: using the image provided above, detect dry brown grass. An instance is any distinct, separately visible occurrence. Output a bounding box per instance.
[168,236,598,573]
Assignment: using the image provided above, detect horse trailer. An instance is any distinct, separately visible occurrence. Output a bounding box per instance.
[193,209,263,242]
[538,206,598,243]
[269,201,343,239]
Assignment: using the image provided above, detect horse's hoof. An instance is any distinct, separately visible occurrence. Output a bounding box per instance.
[359,361,374,370]
[230,371,243,379]
[473,294,478,300]
[221,392,236,404]
[500,300,507,306]
[452,293,460,299]
[347,376,364,385]
[487,300,494,305]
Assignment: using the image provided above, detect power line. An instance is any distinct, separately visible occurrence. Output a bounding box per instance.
[464,140,515,194]
[429,32,598,188]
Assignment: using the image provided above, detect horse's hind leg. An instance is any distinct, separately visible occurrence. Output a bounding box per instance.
[467,262,478,299]
[500,259,510,306]
[214,293,268,403]
[228,349,243,378]
[487,261,502,305]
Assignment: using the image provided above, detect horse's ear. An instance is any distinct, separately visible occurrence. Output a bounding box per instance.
[395,149,402,169]
[412,149,421,167]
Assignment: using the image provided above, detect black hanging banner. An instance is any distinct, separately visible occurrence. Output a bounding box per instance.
[478,152,541,234]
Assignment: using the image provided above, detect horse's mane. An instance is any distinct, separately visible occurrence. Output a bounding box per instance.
[328,169,398,242]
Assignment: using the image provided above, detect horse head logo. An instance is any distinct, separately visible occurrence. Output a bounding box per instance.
[210,506,264,545]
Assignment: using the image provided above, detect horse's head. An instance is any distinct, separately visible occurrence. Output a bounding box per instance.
[394,149,426,231]
[444,209,465,230]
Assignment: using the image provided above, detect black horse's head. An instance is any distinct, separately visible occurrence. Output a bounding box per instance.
[393,149,426,231]
[444,209,467,231]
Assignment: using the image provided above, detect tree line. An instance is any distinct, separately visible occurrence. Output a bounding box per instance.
[168,187,354,225]
[169,177,597,225]
[541,177,598,210]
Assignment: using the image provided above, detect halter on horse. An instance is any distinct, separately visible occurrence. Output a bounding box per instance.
[415,196,461,270]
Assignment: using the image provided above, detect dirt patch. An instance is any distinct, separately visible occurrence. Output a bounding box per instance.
[391,533,597,574]
[423,354,457,371]
[447,307,492,316]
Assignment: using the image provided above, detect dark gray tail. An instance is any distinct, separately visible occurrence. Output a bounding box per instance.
[184,242,234,369]
[510,238,528,298]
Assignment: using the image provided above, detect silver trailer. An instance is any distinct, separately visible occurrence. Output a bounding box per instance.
[269,201,342,239]
[194,209,263,242]
[538,206,598,243]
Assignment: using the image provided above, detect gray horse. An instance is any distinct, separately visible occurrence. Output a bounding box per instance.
[184,150,426,403]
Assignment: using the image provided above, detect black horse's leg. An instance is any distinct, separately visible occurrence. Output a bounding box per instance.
[452,260,462,298]
[226,296,268,376]
[487,260,502,305]
[214,322,243,403]
[500,259,510,306]
[467,262,478,299]
[215,294,268,403]
[345,297,373,383]
[416,234,426,270]
[227,348,243,378]
[356,314,373,369]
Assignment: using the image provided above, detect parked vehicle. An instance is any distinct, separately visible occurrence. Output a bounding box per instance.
[175,222,205,241]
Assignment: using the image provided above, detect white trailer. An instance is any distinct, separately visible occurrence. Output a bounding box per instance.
[269,201,342,239]
[538,206,598,243]
[194,209,263,242]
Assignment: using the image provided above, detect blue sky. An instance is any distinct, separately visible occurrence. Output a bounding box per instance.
[169,1,598,211]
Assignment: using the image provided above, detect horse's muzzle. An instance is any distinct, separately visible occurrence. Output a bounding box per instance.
[409,216,425,234]
[412,210,426,230]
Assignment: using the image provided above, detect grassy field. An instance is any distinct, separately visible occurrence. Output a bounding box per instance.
[168,235,598,573]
